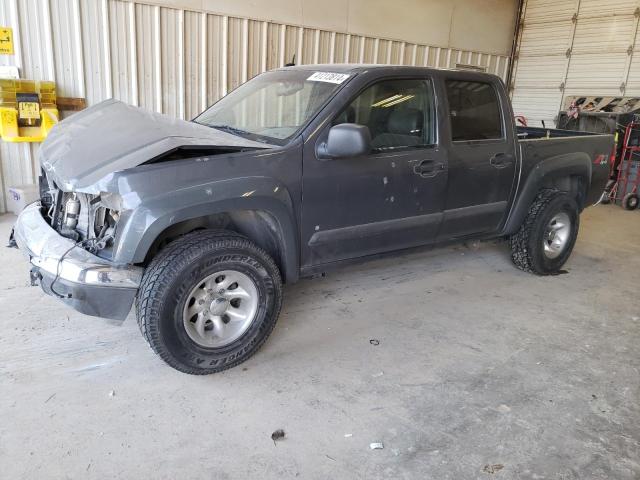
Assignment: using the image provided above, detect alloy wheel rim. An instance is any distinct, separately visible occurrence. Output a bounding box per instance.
[542,212,571,259]
[182,270,259,348]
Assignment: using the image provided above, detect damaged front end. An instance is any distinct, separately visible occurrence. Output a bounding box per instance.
[12,170,142,321]
[40,172,121,256]
[12,99,273,321]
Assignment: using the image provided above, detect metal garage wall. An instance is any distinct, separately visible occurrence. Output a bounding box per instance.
[510,0,640,126]
[0,0,510,212]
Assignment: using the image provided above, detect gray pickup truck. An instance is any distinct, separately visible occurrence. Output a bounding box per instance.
[12,65,612,374]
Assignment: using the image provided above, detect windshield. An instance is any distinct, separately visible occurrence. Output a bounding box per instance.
[194,70,351,145]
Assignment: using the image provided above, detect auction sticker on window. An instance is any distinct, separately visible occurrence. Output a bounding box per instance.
[307,72,350,84]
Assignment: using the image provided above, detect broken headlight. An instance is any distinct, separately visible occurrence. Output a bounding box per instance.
[85,192,122,253]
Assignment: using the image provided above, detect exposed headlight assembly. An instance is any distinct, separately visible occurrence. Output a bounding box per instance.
[85,192,123,253]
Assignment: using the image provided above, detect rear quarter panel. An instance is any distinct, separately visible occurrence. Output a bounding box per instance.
[519,134,612,204]
[502,133,613,235]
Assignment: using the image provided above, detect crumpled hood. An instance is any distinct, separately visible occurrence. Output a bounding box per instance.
[40,99,269,191]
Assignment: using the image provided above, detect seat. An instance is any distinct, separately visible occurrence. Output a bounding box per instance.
[371,108,423,149]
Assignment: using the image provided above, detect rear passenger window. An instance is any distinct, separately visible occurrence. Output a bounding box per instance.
[333,79,435,151]
[445,80,502,141]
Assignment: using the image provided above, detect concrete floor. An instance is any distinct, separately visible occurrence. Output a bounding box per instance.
[0,205,638,479]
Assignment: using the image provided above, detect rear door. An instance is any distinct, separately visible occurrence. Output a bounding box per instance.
[300,76,447,268]
[438,76,517,239]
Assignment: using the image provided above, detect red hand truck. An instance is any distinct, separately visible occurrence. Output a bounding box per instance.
[606,120,640,210]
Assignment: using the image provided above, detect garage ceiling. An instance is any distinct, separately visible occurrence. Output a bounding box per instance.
[510,0,640,126]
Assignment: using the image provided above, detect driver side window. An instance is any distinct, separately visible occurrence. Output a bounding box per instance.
[333,78,434,151]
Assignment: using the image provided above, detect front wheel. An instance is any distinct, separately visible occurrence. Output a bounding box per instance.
[510,189,580,275]
[622,192,639,210]
[136,230,282,374]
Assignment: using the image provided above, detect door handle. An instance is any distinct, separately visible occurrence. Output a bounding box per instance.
[490,153,513,169]
[414,160,445,178]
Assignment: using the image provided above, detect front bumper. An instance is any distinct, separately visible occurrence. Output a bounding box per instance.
[13,202,143,320]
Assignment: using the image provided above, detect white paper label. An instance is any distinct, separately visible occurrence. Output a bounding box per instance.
[307,72,350,84]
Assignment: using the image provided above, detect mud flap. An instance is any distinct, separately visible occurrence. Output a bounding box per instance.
[7,228,17,248]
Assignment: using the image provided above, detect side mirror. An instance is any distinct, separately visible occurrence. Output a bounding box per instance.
[318,123,372,159]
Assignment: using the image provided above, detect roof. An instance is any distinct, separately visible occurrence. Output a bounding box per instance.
[279,63,432,73]
[276,63,501,80]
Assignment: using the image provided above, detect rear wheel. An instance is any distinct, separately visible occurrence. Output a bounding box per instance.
[136,230,282,374]
[510,189,580,275]
[622,192,639,210]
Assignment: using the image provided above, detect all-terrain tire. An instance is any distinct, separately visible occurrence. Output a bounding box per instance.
[136,230,282,375]
[509,189,580,275]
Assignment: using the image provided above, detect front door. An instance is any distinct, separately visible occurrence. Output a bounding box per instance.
[301,77,447,268]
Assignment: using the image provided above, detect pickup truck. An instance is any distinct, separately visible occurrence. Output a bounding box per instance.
[12,65,613,375]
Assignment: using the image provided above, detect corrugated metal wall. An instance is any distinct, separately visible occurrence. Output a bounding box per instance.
[0,0,510,212]
[510,0,640,126]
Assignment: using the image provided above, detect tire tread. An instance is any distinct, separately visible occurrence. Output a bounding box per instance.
[510,189,563,274]
[135,230,282,375]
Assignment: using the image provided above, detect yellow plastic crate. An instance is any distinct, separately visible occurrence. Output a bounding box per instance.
[0,79,59,143]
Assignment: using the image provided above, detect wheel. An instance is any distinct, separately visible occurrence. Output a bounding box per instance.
[510,189,580,275]
[136,230,282,374]
[622,192,639,210]
[600,192,611,205]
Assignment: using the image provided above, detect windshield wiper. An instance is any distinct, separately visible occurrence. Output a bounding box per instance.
[209,124,252,137]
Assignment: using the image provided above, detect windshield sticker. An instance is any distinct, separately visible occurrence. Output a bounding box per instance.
[307,72,350,84]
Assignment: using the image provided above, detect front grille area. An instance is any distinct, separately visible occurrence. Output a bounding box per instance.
[39,169,116,253]
[40,169,88,239]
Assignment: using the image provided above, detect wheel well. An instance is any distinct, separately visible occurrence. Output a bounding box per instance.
[144,210,288,281]
[541,174,587,209]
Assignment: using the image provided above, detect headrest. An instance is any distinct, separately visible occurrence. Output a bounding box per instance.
[388,108,423,134]
[333,106,356,126]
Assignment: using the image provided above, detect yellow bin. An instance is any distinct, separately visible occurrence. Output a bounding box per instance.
[0,79,59,143]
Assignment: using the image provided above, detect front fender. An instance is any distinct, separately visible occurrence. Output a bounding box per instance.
[502,152,592,235]
[112,176,298,280]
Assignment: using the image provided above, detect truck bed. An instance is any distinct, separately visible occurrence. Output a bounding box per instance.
[517,126,605,139]
[516,126,613,206]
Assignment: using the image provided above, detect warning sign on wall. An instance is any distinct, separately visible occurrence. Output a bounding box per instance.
[0,27,14,55]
